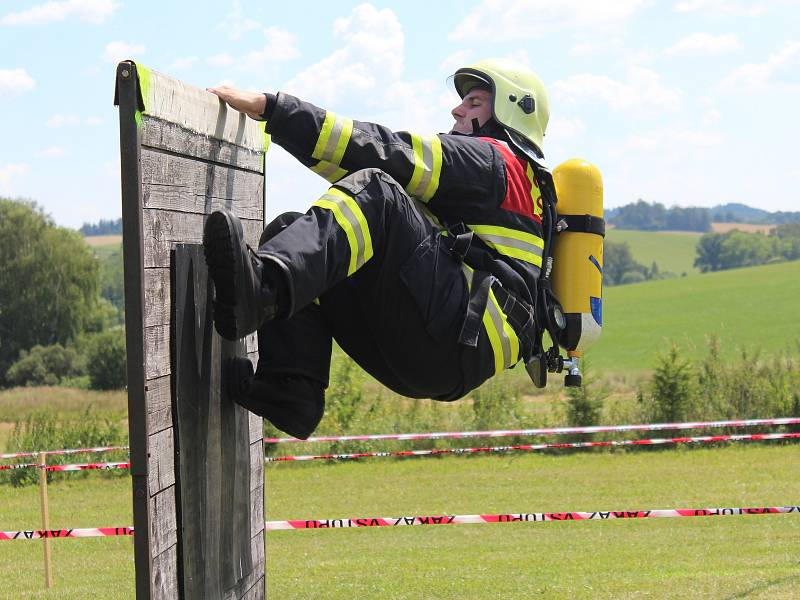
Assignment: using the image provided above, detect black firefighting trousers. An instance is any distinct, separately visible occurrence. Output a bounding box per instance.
[254,168,499,401]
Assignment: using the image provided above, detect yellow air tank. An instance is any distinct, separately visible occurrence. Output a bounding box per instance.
[551,159,604,386]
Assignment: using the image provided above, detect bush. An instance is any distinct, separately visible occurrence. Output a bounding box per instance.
[86,329,127,390]
[1,408,127,487]
[563,360,607,429]
[640,344,695,423]
[6,344,85,387]
[472,376,520,431]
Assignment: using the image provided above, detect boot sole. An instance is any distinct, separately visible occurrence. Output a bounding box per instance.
[203,210,248,340]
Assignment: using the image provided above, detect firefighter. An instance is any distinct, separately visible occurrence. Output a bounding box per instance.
[204,59,551,439]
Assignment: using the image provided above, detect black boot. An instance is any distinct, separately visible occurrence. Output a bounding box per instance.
[224,357,325,440]
[203,210,279,340]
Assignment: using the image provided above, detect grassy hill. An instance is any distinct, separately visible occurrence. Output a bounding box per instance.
[584,260,800,373]
[606,228,701,275]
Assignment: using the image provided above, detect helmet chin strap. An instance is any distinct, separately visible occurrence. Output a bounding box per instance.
[471,118,481,133]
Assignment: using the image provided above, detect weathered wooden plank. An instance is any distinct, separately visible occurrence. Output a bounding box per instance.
[138,68,266,156]
[225,533,265,600]
[151,543,179,600]
[141,118,264,172]
[250,444,263,493]
[146,375,172,435]
[241,578,265,600]
[144,267,170,329]
[250,488,264,537]
[142,208,262,269]
[145,325,171,380]
[249,412,262,445]
[148,428,175,495]
[142,149,263,219]
[150,486,178,556]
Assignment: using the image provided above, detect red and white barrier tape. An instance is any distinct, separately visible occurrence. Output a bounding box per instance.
[266,506,800,530]
[3,417,799,461]
[0,461,130,472]
[0,527,134,540]
[1,445,128,460]
[2,433,797,471]
[4,506,798,538]
[264,431,800,462]
[264,417,800,444]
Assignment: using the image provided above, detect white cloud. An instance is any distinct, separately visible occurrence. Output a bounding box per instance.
[0,68,36,95]
[39,146,66,158]
[85,116,104,125]
[207,53,235,68]
[104,41,146,64]
[721,41,800,89]
[547,116,586,139]
[450,0,644,41]
[167,56,198,71]
[553,66,682,114]
[1,0,119,25]
[284,4,404,106]
[665,32,741,56]
[673,0,763,17]
[702,108,721,125]
[47,113,80,127]
[440,50,474,74]
[0,163,29,193]
[218,0,262,40]
[239,26,301,71]
[627,128,722,149]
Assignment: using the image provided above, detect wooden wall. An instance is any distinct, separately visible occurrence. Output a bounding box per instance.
[116,61,267,599]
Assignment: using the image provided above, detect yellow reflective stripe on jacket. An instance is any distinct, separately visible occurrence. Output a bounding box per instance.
[469,224,544,267]
[461,264,520,375]
[310,159,348,183]
[311,111,353,181]
[312,188,373,276]
[406,134,442,202]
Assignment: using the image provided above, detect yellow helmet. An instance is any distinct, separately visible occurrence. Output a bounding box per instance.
[452,58,550,158]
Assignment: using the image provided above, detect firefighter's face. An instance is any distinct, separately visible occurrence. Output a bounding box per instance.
[450,88,493,134]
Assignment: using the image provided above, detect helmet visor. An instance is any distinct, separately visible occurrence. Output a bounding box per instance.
[447,71,492,99]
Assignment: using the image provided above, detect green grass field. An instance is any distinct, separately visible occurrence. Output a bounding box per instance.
[584,260,800,373]
[606,228,701,276]
[1,444,798,598]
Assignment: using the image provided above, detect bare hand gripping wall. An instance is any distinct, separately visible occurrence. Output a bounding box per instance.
[115,61,268,599]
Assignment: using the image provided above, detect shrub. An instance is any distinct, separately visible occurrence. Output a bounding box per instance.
[640,343,695,423]
[1,408,127,487]
[6,344,85,387]
[472,376,520,431]
[85,329,127,390]
[563,360,607,428]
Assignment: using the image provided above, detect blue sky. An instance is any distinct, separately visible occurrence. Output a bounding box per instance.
[1,0,798,228]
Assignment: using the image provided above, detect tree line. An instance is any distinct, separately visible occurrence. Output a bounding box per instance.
[79,217,122,236]
[608,199,711,232]
[0,199,126,389]
[694,224,800,272]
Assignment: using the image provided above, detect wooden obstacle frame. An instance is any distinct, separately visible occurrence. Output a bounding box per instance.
[116,61,267,599]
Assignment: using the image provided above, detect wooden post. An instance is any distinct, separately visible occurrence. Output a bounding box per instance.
[38,451,53,589]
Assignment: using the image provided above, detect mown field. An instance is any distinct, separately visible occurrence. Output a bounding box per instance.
[583,260,800,374]
[606,228,701,276]
[1,444,798,598]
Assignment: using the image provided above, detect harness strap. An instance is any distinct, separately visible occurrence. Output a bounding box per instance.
[560,214,606,238]
[490,282,536,361]
[458,270,492,348]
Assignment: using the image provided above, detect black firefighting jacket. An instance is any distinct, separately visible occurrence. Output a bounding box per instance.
[263,92,546,369]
